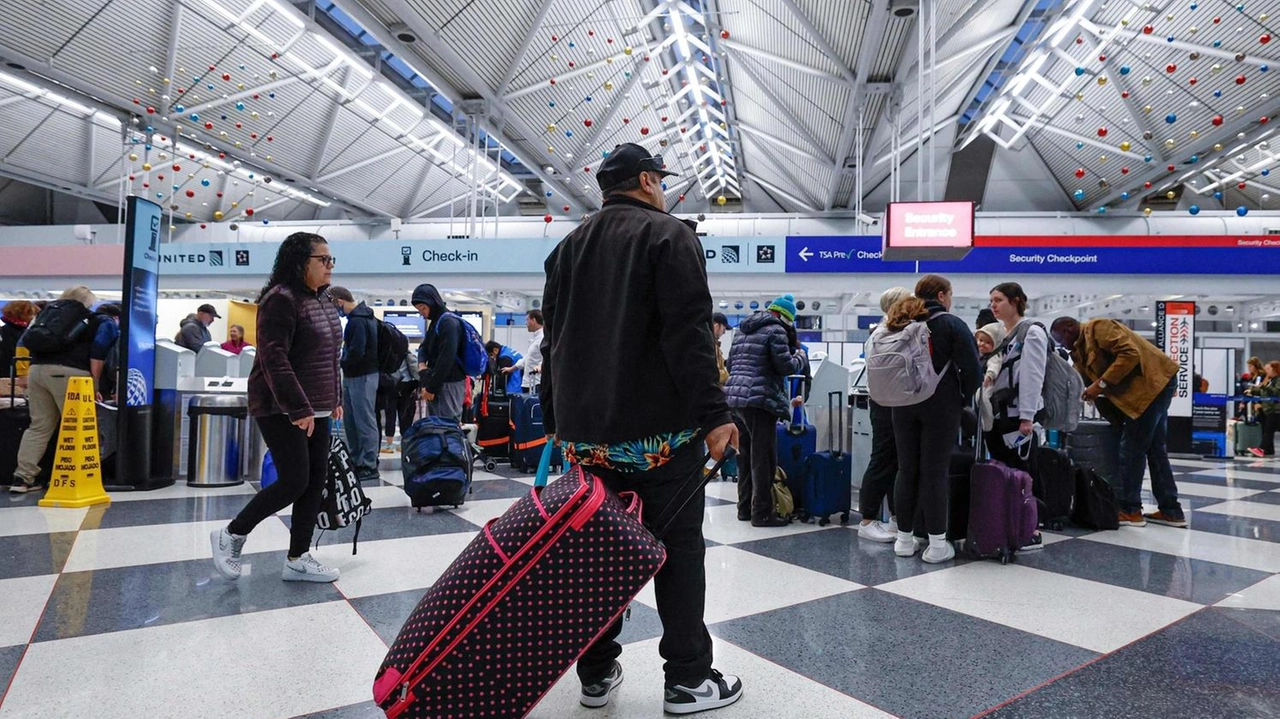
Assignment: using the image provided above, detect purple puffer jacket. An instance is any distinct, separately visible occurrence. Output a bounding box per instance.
[247,284,342,421]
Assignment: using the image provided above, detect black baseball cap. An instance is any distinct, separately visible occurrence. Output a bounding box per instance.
[197,303,222,319]
[596,143,678,192]
[712,312,732,329]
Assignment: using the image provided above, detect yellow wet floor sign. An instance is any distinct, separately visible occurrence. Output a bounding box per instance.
[39,376,111,508]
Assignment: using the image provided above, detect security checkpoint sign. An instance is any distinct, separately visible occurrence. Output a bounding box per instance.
[39,376,111,508]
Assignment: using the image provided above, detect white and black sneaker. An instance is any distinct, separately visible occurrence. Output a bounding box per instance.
[282,553,340,583]
[579,661,623,708]
[663,669,742,715]
[210,527,247,580]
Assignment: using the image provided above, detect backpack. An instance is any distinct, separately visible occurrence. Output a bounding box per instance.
[376,320,410,376]
[1070,466,1119,530]
[864,313,951,407]
[401,416,472,508]
[999,322,1085,432]
[21,300,94,355]
[433,313,488,377]
[315,435,374,554]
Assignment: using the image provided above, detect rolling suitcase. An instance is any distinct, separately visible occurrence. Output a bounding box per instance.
[1032,446,1074,530]
[947,447,975,542]
[476,389,511,459]
[509,394,562,473]
[373,445,734,719]
[967,457,1039,564]
[1065,419,1119,484]
[801,391,852,526]
[776,378,816,508]
[1236,420,1264,455]
[401,417,471,509]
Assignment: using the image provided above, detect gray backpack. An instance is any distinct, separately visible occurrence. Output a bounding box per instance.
[1002,322,1084,432]
[864,315,951,407]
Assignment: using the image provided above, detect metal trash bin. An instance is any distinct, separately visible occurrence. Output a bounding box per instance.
[187,395,248,487]
[241,416,267,482]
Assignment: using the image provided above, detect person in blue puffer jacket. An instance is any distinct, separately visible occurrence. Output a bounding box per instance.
[724,294,807,527]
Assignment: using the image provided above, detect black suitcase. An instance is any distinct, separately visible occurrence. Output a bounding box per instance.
[1032,446,1074,530]
[1071,466,1120,530]
[0,405,57,487]
[1066,419,1119,484]
[475,395,510,459]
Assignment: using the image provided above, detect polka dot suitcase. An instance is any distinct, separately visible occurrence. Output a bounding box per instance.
[372,464,667,718]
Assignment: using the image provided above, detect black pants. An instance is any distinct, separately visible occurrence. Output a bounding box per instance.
[733,407,778,521]
[378,381,418,439]
[1262,413,1279,455]
[576,441,712,687]
[892,389,963,536]
[859,399,897,520]
[229,415,330,558]
[985,417,1039,477]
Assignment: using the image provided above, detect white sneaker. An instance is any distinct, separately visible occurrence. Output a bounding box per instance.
[282,553,340,583]
[858,520,897,543]
[922,535,956,564]
[210,527,247,580]
[663,669,742,715]
[894,531,921,557]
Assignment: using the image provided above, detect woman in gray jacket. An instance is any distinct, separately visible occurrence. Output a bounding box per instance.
[724,294,807,527]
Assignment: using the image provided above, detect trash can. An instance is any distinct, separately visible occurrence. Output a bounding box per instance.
[241,416,267,482]
[187,394,248,487]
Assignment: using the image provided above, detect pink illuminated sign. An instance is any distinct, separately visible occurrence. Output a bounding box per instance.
[883,201,975,260]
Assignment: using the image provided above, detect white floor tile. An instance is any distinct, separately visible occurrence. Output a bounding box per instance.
[322,531,476,599]
[700,504,830,545]
[1216,574,1280,610]
[1038,532,1076,547]
[1145,480,1264,501]
[1080,524,1280,573]
[529,636,895,719]
[1189,468,1280,485]
[0,601,387,719]
[633,546,862,625]
[704,481,741,503]
[1195,500,1280,522]
[1169,459,1233,470]
[0,574,58,648]
[104,482,257,503]
[0,505,88,537]
[449,497,521,529]
[62,518,292,573]
[878,562,1200,654]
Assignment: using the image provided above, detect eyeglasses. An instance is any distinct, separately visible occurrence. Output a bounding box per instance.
[637,154,666,172]
[311,255,336,267]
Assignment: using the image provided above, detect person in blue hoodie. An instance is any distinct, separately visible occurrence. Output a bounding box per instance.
[724,294,807,527]
[330,286,380,482]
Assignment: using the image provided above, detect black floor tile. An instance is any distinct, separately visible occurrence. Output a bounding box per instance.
[0,644,25,695]
[0,532,76,580]
[1186,511,1280,543]
[732,527,964,586]
[81,494,255,529]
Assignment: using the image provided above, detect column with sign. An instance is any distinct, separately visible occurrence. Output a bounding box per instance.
[1156,301,1197,454]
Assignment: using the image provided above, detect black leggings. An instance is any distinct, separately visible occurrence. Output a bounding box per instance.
[892,389,963,536]
[859,399,897,520]
[378,382,418,439]
[1262,413,1279,455]
[229,414,331,558]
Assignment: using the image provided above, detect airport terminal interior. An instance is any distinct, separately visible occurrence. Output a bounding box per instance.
[3,0,1280,717]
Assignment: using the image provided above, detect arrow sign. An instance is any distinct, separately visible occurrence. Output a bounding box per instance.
[798,247,813,261]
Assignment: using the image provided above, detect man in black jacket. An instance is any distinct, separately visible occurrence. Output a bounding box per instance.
[331,287,380,482]
[411,284,466,422]
[541,143,742,715]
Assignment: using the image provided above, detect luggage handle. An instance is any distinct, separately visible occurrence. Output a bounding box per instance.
[651,446,736,539]
[828,390,844,456]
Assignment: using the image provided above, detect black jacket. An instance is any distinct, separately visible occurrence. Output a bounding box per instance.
[921,300,983,403]
[540,195,731,443]
[724,312,806,418]
[340,302,379,377]
[0,322,24,377]
[414,285,466,394]
[175,315,211,352]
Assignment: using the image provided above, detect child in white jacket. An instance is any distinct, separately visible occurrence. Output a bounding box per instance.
[975,323,1008,431]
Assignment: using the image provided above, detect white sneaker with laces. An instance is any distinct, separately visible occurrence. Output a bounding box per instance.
[922,534,956,564]
[893,530,921,557]
[663,669,742,715]
[858,520,897,543]
[210,527,247,580]
[282,553,340,582]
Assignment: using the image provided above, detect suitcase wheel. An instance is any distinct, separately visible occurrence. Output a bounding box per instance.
[840,512,850,525]
[1000,554,1010,565]
[818,517,829,527]
[484,460,497,472]
[1049,519,1064,531]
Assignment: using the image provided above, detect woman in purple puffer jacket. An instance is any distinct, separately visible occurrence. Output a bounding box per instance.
[211,232,345,583]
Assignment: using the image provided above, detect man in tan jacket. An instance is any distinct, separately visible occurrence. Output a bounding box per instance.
[712,313,731,386]
[1050,317,1187,528]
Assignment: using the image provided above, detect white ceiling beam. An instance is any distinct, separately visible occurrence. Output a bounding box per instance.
[308,65,351,181]
[505,54,627,102]
[748,135,821,209]
[84,119,95,188]
[736,122,826,163]
[826,0,891,210]
[743,172,818,212]
[719,39,849,85]
[936,26,1018,72]
[497,0,557,96]
[401,158,441,217]
[772,0,855,86]
[1125,32,1273,68]
[182,75,308,116]
[1024,120,1148,161]
[732,55,834,165]
[315,145,410,181]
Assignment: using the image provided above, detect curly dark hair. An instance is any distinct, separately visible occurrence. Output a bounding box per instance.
[258,232,327,302]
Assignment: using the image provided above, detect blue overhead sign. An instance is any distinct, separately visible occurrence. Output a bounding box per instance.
[785,236,916,273]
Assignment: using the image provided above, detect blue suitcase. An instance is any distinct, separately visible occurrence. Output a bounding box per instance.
[802,391,852,525]
[509,394,563,473]
[776,390,816,510]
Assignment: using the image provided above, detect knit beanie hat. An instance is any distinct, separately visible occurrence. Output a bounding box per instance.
[976,322,1007,349]
[767,294,797,322]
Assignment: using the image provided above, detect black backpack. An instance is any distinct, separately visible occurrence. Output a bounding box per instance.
[21,300,94,355]
[1070,466,1120,530]
[376,320,410,376]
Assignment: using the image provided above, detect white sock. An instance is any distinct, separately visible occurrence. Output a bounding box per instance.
[928,533,948,547]
[897,530,915,544]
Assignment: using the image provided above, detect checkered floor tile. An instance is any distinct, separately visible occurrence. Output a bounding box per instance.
[3,457,1280,718]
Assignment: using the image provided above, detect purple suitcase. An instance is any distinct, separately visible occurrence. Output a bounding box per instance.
[966,460,1038,564]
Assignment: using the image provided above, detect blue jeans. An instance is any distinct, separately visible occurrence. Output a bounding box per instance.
[342,372,380,477]
[1113,377,1184,518]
